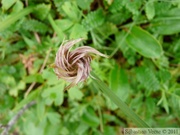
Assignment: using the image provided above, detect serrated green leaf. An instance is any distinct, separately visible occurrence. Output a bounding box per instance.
[126,26,163,58]
[158,69,171,83]
[107,11,131,25]
[22,19,49,33]
[82,9,105,31]
[124,0,143,15]
[33,4,51,20]
[136,66,160,91]
[108,0,124,13]
[53,0,66,14]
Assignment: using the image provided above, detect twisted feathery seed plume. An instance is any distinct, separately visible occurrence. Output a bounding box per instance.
[54,38,107,90]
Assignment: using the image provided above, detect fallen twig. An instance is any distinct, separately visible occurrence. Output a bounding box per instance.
[0,101,36,135]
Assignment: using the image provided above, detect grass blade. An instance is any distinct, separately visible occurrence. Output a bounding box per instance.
[91,71,150,127]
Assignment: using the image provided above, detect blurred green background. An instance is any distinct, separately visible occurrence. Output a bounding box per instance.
[0,0,180,134]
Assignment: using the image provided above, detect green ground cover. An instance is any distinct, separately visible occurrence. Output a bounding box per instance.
[0,0,180,134]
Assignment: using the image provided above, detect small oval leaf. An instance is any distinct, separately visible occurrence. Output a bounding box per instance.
[126,26,163,58]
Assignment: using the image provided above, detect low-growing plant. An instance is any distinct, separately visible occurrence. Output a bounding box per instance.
[0,0,180,134]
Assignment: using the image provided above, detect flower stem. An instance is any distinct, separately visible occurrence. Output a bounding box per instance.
[90,72,150,127]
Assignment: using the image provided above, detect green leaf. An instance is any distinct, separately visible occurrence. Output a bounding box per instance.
[145,1,155,20]
[48,14,64,41]
[106,64,130,110]
[115,31,137,65]
[109,64,129,101]
[107,11,131,25]
[108,0,124,13]
[22,19,49,34]
[42,83,65,106]
[12,89,40,113]
[126,26,163,58]
[136,66,160,91]
[25,73,44,83]
[22,36,36,47]
[69,23,87,39]
[0,6,34,32]
[75,123,89,135]
[81,106,100,127]
[2,0,16,10]
[97,22,118,38]
[158,69,171,83]
[104,126,116,135]
[42,69,62,85]
[24,122,44,135]
[157,91,169,113]
[145,98,156,116]
[44,124,60,135]
[76,0,93,10]
[55,19,74,31]
[151,19,180,35]
[47,112,60,125]
[12,0,24,13]
[62,1,81,21]
[150,7,180,35]
[124,0,143,15]
[82,9,105,31]
[68,86,83,100]
[9,87,18,97]
[36,100,46,120]
[33,4,51,20]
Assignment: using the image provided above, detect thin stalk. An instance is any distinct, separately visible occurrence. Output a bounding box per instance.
[48,14,64,41]
[90,72,150,127]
